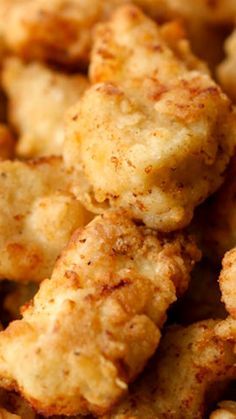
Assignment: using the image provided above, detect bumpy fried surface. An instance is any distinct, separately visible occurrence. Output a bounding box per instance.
[0,125,14,160]
[218,29,236,103]
[104,320,236,419]
[0,157,89,282]
[2,58,88,158]
[219,248,236,320]
[211,401,236,419]
[65,5,236,232]
[0,0,104,68]
[0,210,199,416]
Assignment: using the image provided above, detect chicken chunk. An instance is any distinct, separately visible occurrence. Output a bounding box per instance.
[0,157,90,282]
[104,320,236,419]
[0,125,15,160]
[2,58,88,158]
[219,248,236,320]
[65,5,236,232]
[218,29,236,103]
[0,210,199,416]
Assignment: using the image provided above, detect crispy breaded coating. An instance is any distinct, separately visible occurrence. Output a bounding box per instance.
[218,29,236,103]
[0,409,19,419]
[210,401,236,419]
[0,210,199,416]
[104,320,236,419]
[0,157,89,282]
[219,248,236,320]
[0,125,14,160]
[0,0,104,68]
[2,58,88,158]
[65,5,236,232]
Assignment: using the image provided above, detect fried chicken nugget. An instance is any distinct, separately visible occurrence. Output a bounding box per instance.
[104,320,236,419]
[218,29,236,103]
[0,125,14,160]
[2,58,88,158]
[0,210,200,416]
[211,401,236,419]
[0,156,89,282]
[64,5,236,232]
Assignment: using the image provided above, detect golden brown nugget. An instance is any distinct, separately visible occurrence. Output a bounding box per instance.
[0,0,104,68]
[0,125,14,160]
[0,210,199,416]
[65,5,236,232]
[0,157,89,282]
[211,401,236,419]
[104,320,236,419]
[219,248,236,320]
[218,29,236,103]
[2,58,88,158]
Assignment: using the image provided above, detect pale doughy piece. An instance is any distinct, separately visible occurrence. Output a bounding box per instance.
[2,58,88,158]
[218,29,236,103]
[0,157,90,282]
[104,320,236,419]
[65,5,236,232]
[0,210,199,416]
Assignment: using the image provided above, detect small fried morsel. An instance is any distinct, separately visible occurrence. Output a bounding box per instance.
[2,58,88,158]
[0,210,199,416]
[65,5,236,232]
[104,320,236,419]
[210,401,236,419]
[0,157,89,282]
[219,248,236,320]
[0,0,104,68]
[0,125,14,160]
[218,29,236,103]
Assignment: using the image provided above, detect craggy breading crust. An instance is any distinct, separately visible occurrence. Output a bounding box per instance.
[219,248,236,320]
[65,5,236,232]
[0,210,199,416]
[210,401,236,419]
[0,157,89,282]
[104,320,236,419]
[0,125,15,161]
[2,58,88,158]
[218,29,236,103]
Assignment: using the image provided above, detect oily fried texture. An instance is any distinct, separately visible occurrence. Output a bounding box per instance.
[105,320,236,419]
[210,401,236,419]
[65,5,236,232]
[0,125,14,160]
[218,29,236,103]
[2,58,88,158]
[0,0,104,68]
[0,210,199,416]
[0,157,89,282]
[219,248,236,320]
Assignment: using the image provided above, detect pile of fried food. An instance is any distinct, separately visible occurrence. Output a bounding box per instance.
[0,1,235,418]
